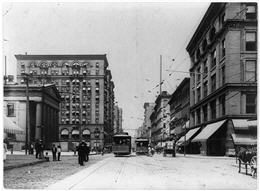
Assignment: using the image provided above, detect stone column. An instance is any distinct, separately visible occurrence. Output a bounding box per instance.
[35,103,42,140]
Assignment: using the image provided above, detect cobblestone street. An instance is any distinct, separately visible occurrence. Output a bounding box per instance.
[4,154,108,189]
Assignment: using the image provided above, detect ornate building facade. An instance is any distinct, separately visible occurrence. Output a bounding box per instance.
[16,54,115,151]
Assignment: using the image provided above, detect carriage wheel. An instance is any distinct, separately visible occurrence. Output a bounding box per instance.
[250,156,257,177]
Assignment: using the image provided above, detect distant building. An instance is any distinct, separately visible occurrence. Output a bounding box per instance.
[168,78,190,139]
[4,84,60,150]
[186,3,257,156]
[15,54,115,151]
[143,102,155,140]
[114,105,123,133]
[150,91,171,146]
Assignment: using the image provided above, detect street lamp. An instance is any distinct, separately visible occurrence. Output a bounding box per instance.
[22,73,32,155]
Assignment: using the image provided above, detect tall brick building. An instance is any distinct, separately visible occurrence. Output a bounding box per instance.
[186,3,257,155]
[16,54,115,151]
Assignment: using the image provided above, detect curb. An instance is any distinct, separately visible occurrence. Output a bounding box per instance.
[4,160,46,171]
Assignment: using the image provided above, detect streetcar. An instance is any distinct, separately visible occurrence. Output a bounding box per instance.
[112,132,131,156]
[135,138,149,155]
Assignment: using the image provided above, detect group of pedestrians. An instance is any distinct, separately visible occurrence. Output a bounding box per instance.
[77,141,90,166]
[52,144,62,161]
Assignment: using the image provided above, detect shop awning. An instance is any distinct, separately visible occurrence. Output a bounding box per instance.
[177,127,201,144]
[231,133,257,146]
[192,120,226,142]
[232,119,257,130]
[4,116,23,133]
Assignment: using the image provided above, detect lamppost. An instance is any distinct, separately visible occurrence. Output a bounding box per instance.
[22,73,32,155]
[183,117,187,157]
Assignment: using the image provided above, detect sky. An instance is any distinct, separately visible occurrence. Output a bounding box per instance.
[2,2,210,137]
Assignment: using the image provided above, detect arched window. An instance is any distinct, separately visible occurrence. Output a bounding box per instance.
[82,129,91,141]
[196,48,201,61]
[202,39,207,52]
[60,129,69,140]
[71,129,80,139]
[209,27,216,42]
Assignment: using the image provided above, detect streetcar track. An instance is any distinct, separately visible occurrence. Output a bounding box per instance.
[114,157,128,183]
[68,157,112,189]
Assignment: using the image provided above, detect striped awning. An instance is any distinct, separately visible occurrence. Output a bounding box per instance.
[4,116,23,133]
[192,120,226,142]
[232,119,257,130]
[231,133,257,146]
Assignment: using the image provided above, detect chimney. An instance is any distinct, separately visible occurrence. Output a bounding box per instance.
[25,52,27,55]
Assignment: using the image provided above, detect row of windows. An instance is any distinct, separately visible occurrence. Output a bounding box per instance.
[24,61,100,69]
[193,4,257,63]
[192,60,256,104]
[192,93,257,125]
[21,69,101,76]
[61,117,100,124]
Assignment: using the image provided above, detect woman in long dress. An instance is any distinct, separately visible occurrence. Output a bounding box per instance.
[3,142,8,162]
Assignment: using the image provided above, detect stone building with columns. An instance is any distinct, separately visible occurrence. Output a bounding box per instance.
[4,84,61,150]
[186,3,257,155]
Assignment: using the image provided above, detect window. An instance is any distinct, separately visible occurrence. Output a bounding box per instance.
[222,39,225,57]
[221,66,225,85]
[210,100,216,120]
[196,49,201,61]
[246,4,257,19]
[96,70,99,75]
[197,87,201,102]
[209,27,216,42]
[219,95,226,116]
[202,39,207,52]
[211,74,216,92]
[196,108,201,125]
[211,50,216,68]
[246,32,257,51]
[7,103,15,117]
[96,62,99,68]
[203,60,208,78]
[245,60,256,82]
[203,105,208,122]
[246,94,256,113]
[203,81,208,97]
[197,67,201,84]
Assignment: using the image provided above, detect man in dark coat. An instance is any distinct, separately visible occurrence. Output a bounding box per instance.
[52,144,57,161]
[35,141,40,158]
[85,143,90,162]
[77,142,85,166]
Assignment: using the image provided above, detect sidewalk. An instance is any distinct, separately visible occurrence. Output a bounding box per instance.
[4,151,99,170]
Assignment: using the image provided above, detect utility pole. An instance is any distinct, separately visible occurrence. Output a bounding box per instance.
[24,74,30,155]
[4,56,7,85]
[160,55,162,94]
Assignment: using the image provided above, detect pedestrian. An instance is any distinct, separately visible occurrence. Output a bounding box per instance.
[35,140,41,158]
[57,145,61,161]
[3,141,8,162]
[39,140,44,159]
[52,144,57,161]
[77,141,85,166]
[30,144,34,155]
[86,143,90,161]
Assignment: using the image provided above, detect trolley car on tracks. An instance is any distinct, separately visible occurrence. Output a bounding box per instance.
[135,138,149,155]
[112,132,131,156]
